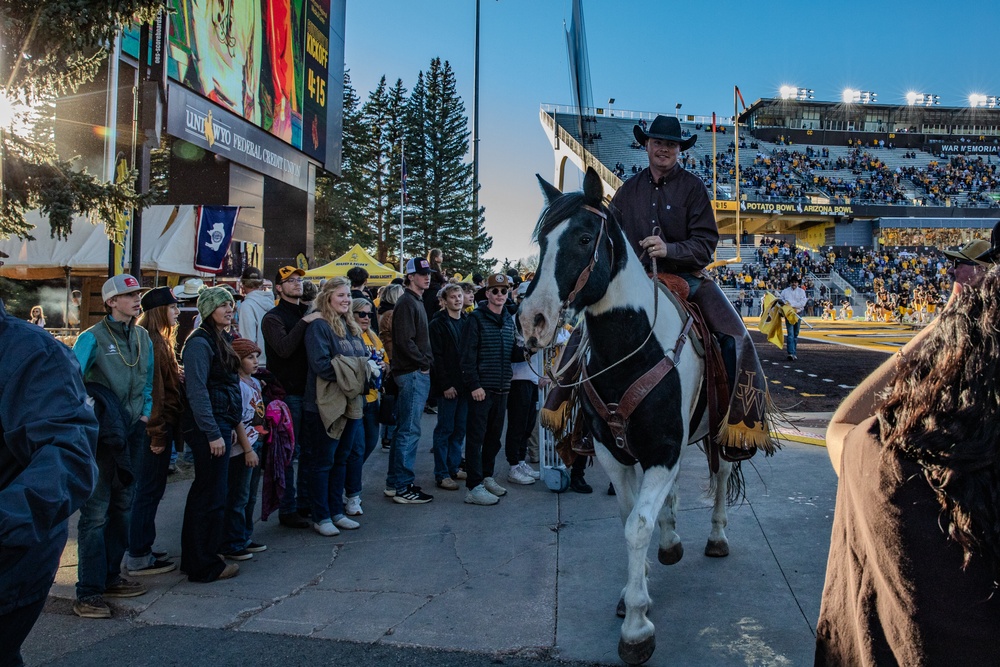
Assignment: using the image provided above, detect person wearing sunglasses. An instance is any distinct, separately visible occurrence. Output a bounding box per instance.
[943,238,991,289]
[459,273,523,505]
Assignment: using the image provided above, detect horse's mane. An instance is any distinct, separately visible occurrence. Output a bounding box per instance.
[532,191,588,242]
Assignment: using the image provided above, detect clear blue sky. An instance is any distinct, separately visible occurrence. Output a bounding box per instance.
[345,0,1000,266]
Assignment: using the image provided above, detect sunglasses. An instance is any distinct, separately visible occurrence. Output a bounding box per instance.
[355,311,372,318]
[489,288,509,296]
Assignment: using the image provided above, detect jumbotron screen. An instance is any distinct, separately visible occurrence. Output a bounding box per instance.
[126,0,336,165]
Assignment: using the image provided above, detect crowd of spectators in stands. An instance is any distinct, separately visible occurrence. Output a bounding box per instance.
[908,155,1000,207]
[707,237,964,321]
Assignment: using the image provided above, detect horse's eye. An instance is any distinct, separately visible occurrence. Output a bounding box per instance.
[579,235,593,245]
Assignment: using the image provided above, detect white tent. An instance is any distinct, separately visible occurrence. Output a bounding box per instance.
[0,205,210,279]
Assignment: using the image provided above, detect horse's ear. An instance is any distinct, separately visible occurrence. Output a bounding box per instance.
[536,174,563,205]
[583,167,604,206]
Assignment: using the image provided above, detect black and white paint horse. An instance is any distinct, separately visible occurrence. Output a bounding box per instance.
[519,168,735,665]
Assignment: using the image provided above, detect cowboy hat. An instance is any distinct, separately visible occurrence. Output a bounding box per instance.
[975,221,1000,264]
[634,115,697,152]
[172,277,205,300]
[943,239,991,266]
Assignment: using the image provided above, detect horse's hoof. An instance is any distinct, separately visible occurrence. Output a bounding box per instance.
[705,539,730,557]
[658,542,684,565]
[616,597,626,618]
[618,635,656,665]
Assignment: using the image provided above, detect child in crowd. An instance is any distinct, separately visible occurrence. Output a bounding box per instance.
[221,338,267,561]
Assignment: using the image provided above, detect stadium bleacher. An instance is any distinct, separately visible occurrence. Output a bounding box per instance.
[551,110,1000,210]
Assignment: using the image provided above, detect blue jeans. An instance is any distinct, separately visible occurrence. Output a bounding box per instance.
[180,425,231,582]
[125,433,172,571]
[306,411,357,522]
[360,399,381,463]
[386,371,431,492]
[345,400,380,498]
[280,394,311,515]
[221,440,261,554]
[76,421,144,599]
[786,318,801,356]
[433,394,468,481]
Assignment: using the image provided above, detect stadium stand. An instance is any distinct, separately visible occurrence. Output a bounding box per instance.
[542,99,1000,319]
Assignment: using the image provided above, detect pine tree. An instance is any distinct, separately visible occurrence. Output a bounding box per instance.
[0,1,162,239]
[400,71,428,266]
[314,71,371,261]
[408,58,492,276]
[358,77,407,266]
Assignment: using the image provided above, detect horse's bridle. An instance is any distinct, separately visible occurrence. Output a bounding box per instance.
[559,204,612,315]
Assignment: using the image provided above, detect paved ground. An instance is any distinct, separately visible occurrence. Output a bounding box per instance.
[23,323,908,666]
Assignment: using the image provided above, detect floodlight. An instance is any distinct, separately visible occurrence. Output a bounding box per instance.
[842,88,856,103]
[906,91,919,105]
[970,93,988,108]
[779,85,795,100]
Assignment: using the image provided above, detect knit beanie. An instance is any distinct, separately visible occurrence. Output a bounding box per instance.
[196,286,235,321]
[231,337,261,359]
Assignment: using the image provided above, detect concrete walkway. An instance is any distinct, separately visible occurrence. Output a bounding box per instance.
[31,412,837,666]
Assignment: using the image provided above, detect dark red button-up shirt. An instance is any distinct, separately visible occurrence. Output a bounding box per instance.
[610,165,719,273]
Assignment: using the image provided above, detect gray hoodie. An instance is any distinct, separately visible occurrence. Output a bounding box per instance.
[238,289,276,365]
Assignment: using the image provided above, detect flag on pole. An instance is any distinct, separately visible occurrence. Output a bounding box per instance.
[735,85,747,112]
[401,152,408,204]
[712,112,717,133]
[193,205,240,273]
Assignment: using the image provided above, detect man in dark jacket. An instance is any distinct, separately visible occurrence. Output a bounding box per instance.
[385,257,435,504]
[460,273,522,506]
[261,266,322,528]
[429,283,468,491]
[0,299,98,663]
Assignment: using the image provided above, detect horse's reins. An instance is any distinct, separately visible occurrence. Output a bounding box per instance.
[543,206,662,389]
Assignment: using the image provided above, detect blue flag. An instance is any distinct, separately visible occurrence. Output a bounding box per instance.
[194,205,240,273]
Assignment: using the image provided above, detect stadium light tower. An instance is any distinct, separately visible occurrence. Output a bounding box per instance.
[969,93,997,108]
[842,88,877,104]
[906,91,939,106]
[780,85,814,101]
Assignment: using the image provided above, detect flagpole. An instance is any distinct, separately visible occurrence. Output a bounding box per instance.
[399,138,405,274]
[711,112,717,202]
[734,87,741,260]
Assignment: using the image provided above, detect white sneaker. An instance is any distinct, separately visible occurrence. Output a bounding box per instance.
[345,496,363,516]
[334,515,360,530]
[464,484,500,505]
[313,520,339,537]
[483,476,507,496]
[507,465,535,485]
[518,461,541,480]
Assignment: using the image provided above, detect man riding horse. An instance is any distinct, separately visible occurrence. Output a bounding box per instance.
[613,115,776,455]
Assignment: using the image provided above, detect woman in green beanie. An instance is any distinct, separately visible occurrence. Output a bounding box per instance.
[180,286,243,582]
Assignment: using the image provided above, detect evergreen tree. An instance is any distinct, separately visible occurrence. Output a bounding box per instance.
[314,71,370,261]
[407,58,492,276]
[400,71,428,269]
[358,77,407,266]
[0,1,161,239]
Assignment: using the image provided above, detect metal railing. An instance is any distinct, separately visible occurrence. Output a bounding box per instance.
[541,103,732,127]
[540,109,622,190]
